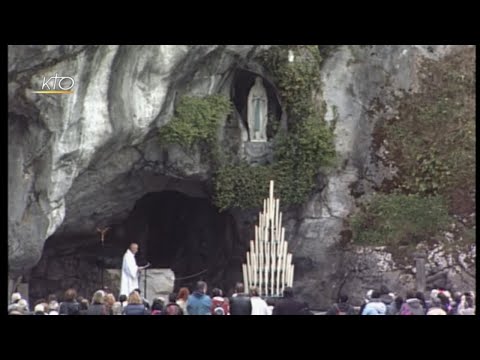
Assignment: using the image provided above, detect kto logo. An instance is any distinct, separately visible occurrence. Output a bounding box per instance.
[33,73,75,94]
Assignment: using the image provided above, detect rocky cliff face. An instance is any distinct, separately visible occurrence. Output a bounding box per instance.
[291,45,475,306]
[8,45,475,307]
[8,45,267,275]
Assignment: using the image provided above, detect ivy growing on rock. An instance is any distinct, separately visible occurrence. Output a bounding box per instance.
[159,95,232,153]
[258,45,322,121]
[160,45,336,211]
[350,47,475,253]
[350,194,450,247]
[213,116,336,210]
[214,45,336,210]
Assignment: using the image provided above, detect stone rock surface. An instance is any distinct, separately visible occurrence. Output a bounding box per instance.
[289,45,475,307]
[8,45,267,276]
[29,244,104,303]
[9,45,475,309]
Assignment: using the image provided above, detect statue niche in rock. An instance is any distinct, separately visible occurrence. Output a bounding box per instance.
[247,77,268,142]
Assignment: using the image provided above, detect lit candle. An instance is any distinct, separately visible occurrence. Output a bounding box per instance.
[288,50,294,63]
[243,264,248,293]
[290,264,295,286]
[247,252,252,292]
[265,242,270,297]
[271,241,276,295]
[269,180,274,204]
[252,253,256,289]
[275,199,280,238]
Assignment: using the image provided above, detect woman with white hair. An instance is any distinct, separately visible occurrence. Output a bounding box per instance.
[86,290,108,315]
[8,292,22,312]
[457,292,475,315]
[111,301,123,315]
[358,289,374,315]
[427,297,446,315]
[16,299,30,314]
[11,292,22,304]
[48,301,59,315]
[34,304,46,315]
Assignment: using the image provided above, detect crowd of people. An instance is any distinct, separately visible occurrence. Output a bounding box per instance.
[326,286,475,315]
[7,281,475,315]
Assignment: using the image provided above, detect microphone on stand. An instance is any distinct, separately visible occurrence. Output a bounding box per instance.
[142,262,151,304]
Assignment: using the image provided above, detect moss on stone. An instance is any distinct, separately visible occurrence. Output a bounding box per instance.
[213,45,336,210]
[161,46,336,211]
[351,47,475,256]
[159,95,232,153]
[350,193,450,247]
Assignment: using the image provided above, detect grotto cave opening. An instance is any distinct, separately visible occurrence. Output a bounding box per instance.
[123,191,242,292]
[29,190,245,304]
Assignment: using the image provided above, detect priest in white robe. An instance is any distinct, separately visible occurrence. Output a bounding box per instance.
[120,243,147,296]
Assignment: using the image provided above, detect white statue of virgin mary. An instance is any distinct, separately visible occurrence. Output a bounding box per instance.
[247,77,268,142]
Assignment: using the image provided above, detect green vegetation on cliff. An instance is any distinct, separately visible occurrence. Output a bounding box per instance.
[160,46,336,211]
[351,47,475,248]
[382,48,475,204]
[214,45,336,210]
[159,95,232,157]
[214,116,336,210]
[351,194,450,247]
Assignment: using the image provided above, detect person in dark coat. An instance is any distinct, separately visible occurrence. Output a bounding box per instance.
[326,294,356,315]
[59,288,80,315]
[78,299,89,315]
[379,285,394,308]
[164,293,183,315]
[386,296,403,315]
[272,287,310,315]
[229,283,252,315]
